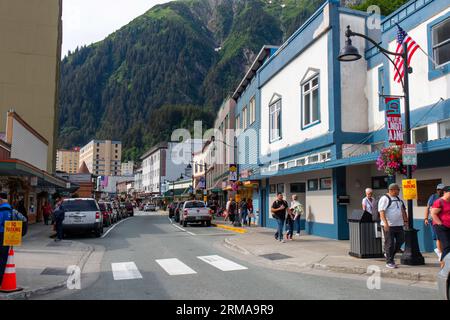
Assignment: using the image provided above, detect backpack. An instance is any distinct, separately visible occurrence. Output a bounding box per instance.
[11,209,28,237]
[229,201,236,213]
[381,195,405,211]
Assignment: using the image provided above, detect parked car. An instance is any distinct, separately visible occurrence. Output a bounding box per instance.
[169,202,178,218]
[98,201,113,227]
[61,198,103,237]
[124,202,134,216]
[438,253,450,300]
[144,203,156,211]
[179,200,213,227]
[174,201,185,223]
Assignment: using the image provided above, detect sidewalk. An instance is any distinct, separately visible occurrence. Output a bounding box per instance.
[0,223,94,300]
[222,226,441,283]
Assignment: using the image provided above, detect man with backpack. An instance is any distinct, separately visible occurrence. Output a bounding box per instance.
[378,183,408,269]
[0,192,13,286]
[240,198,248,226]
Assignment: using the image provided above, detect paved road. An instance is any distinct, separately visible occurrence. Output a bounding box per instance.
[35,212,440,300]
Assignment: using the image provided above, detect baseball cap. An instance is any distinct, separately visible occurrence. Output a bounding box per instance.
[0,192,8,200]
[442,186,450,193]
[437,183,445,190]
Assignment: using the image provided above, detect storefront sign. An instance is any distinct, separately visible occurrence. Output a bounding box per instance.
[402,179,417,200]
[385,97,403,145]
[3,221,22,246]
[229,164,238,182]
[402,144,417,165]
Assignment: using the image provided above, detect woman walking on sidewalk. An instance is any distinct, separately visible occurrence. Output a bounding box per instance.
[247,198,254,227]
[42,200,52,225]
[290,194,304,238]
[431,186,450,268]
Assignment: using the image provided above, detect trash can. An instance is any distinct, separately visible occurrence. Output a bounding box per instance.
[348,210,383,258]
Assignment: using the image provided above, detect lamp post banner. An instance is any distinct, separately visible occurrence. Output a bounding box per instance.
[385,97,403,145]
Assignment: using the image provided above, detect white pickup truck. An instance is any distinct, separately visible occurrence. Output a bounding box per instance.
[180,200,213,227]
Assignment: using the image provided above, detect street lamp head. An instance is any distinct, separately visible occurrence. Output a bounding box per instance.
[338,26,362,62]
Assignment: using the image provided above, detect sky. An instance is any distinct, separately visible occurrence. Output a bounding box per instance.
[62,0,172,58]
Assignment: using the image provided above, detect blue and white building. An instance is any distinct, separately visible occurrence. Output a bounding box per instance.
[233,45,278,226]
[231,0,450,250]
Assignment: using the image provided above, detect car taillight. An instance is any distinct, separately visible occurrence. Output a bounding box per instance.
[183,209,188,216]
[96,212,100,219]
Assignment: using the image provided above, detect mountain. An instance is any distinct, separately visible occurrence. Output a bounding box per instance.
[58,0,406,161]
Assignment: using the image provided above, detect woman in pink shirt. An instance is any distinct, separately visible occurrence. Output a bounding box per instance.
[431,186,450,267]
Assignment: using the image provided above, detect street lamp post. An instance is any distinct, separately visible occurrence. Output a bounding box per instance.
[338,26,424,265]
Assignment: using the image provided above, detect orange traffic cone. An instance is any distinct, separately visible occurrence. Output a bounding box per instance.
[0,248,23,293]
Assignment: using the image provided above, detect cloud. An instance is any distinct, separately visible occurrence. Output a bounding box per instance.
[62,0,171,57]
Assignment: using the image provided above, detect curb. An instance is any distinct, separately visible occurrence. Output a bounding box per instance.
[212,223,247,234]
[222,238,437,283]
[0,243,95,300]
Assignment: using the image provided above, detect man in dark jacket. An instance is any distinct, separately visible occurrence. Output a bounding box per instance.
[0,192,13,286]
[53,196,65,241]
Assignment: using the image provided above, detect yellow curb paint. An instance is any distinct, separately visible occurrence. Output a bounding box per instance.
[212,224,247,234]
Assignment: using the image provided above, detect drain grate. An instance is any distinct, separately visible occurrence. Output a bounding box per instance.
[259,253,292,261]
[40,267,67,276]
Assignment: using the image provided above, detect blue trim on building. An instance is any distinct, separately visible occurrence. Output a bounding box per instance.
[410,98,450,128]
[333,167,349,240]
[427,11,450,81]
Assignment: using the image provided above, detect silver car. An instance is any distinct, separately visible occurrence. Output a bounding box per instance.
[437,253,450,300]
[62,198,103,237]
[180,200,212,227]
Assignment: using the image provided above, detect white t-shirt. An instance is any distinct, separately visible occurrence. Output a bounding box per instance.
[362,197,376,214]
[378,195,404,227]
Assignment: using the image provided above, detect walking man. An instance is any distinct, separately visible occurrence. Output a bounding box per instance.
[53,195,65,242]
[0,192,13,286]
[425,183,444,259]
[240,198,248,226]
[272,192,288,243]
[290,194,303,237]
[378,183,408,269]
[430,186,450,268]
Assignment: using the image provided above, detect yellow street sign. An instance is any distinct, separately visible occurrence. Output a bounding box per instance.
[3,221,22,246]
[402,179,417,200]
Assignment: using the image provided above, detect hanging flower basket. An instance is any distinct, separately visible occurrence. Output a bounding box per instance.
[376,145,416,176]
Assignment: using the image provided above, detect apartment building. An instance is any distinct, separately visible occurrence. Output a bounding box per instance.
[121,161,134,176]
[56,147,80,174]
[79,140,122,176]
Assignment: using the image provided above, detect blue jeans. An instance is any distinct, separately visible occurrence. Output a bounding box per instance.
[241,210,248,225]
[56,220,64,240]
[274,218,285,241]
[294,218,301,234]
[286,219,294,238]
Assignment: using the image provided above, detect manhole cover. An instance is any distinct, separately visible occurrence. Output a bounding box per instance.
[259,253,292,260]
[46,241,72,247]
[40,267,67,276]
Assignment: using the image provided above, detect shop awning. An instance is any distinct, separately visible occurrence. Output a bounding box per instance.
[0,159,70,189]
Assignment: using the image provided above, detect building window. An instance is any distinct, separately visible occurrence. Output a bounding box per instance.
[417,179,442,206]
[242,106,248,130]
[296,158,306,167]
[439,119,450,138]
[269,98,282,142]
[307,179,319,191]
[302,75,320,128]
[412,126,428,144]
[277,183,284,194]
[308,154,319,164]
[249,96,256,124]
[431,17,450,67]
[236,115,240,130]
[290,183,305,193]
[378,67,385,111]
[269,184,276,194]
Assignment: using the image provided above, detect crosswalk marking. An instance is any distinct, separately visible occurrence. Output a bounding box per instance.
[111,262,143,280]
[197,255,248,271]
[156,258,197,275]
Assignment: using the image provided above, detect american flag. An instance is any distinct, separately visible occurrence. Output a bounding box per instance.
[393,26,420,83]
